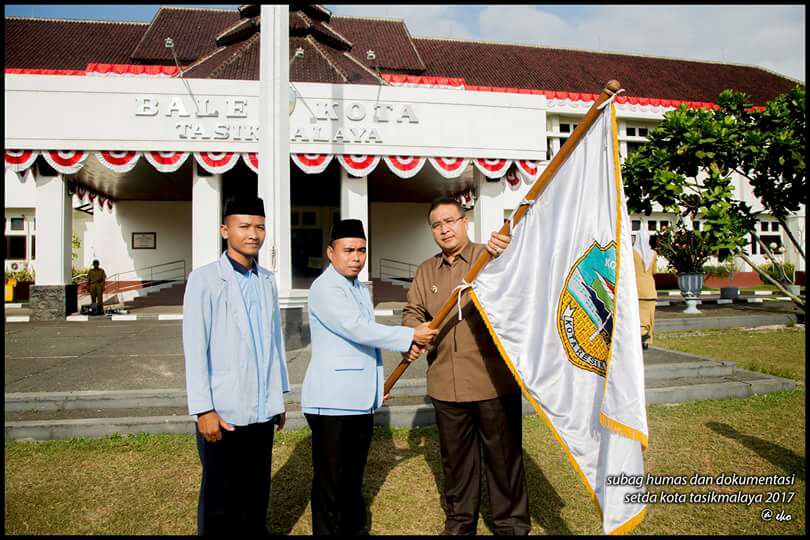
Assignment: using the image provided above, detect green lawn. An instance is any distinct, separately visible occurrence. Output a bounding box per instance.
[655,326,805,382]
[5,328,806,535]
[5,392,805,535]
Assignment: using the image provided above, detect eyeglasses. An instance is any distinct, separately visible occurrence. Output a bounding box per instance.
[430,216,465,231]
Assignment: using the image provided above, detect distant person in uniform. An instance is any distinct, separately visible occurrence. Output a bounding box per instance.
[87,260,106,311]
[301,218,438,535]
[183,195,290,536]
[633,226,658,349]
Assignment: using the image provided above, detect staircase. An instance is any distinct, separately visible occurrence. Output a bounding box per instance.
[122,282,186,310]
[373,258,418,303]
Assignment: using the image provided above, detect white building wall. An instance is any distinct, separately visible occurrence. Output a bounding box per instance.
[369,202,440,278]
[82,201,192,281]
[4,168,36,207]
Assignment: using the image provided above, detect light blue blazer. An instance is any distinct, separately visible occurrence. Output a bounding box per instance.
[301,264,414,411]
[183,252,290,426]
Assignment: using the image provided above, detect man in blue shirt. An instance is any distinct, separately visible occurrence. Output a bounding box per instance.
[183,195,290,536]
[301,219,437,535]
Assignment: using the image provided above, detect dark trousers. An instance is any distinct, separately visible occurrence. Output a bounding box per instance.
[305,413,374,536]
[195,419,276,536]
[89,284,104,309]
[431,391,530,535]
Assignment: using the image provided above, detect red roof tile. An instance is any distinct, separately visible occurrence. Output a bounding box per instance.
[329,16,426,74]
[4,17,147,70]
[413,38,799,105]
[130,7,239,64]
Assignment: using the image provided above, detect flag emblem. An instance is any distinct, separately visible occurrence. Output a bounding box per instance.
[557,241,617,377]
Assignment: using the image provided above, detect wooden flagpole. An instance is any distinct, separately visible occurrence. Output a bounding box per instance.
[383,80,623,396]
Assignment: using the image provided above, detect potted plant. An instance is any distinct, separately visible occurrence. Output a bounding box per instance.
[4,265,35,302]
[655,223,710,313]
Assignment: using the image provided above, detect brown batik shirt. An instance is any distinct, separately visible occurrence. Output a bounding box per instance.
[402,241,519,402]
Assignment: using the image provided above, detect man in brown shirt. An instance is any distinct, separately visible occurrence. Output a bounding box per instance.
[402,196,530,535]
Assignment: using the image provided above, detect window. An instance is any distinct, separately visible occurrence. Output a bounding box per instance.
[10,218,24,231]
[5,236,26,259]
[694,220,701,230]
[638,127,649,137]
[648,220,657,231]
[771,222,780,232]
[560,123,571,133]
[31,236,35,260]
[632,220,641,231]
[626,142,643,156]
[626,127,637,136]
[760,221,769,231]
[659,220,670,229]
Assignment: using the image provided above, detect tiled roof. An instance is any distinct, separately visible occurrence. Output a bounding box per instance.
[413,38,799,105]
[4,17,147,70]
[289,11,352,51]
[329,16,426,74]
[130,7,240,63]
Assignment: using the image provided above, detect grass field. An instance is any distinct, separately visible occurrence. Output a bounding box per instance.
[655,326,805,382]
[5,328,806,535]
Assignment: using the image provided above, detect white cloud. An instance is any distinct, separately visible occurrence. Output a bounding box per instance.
[475,5,805,82]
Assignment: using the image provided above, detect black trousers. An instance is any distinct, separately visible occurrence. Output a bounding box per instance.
[195,419,276,536]
[431,391,531,535]
[305,413,374,536]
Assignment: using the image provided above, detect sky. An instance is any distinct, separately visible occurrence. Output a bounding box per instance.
[4,4,805,82]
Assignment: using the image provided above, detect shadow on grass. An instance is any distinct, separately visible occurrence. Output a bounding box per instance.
[706,422,805,481]
[267,435,313,534]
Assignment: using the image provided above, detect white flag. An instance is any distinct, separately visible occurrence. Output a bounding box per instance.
[470,104,648,535]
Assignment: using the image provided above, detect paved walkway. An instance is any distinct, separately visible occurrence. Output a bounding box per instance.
[4,305,802,395]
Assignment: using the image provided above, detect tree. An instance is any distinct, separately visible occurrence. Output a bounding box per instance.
[622,86,805,311]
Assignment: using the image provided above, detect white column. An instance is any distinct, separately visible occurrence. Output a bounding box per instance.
[340,168,370,283]
[473,169,505,244]
[259,4,292,294]
[34,165,71,285]
[192,162,222,270]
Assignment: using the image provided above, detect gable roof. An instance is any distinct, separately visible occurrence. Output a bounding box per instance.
[4,17,147,70]
[130,6,240,64]
[413,37,800,105]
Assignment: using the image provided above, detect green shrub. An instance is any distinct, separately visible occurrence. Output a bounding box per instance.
[759,262,795,284]
[702,263,732,278]
[4,267,35,282]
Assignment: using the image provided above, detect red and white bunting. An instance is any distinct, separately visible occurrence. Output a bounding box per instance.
[383,156,426,179]
[504,167,522,187]
[473,158,512,179]
[94,151,141,173]
[428,157,470,179]
[144,151,190,173]
[195,152,240,174]
[242,153,259,174]
[4,150,38,172]
[337,155,381,177]
[515,159,542,183]
[291,154,333,174]
[43,150,89,174]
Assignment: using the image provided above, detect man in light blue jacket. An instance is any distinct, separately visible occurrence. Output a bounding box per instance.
[183,195,289,536]
[302,219,437,535]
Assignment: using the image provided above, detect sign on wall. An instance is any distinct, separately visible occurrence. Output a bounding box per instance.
[5,76,547,159]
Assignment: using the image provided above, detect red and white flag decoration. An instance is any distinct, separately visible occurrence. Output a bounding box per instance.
[43,150,89,174]
[195,152,240,174]
[144,151,190,173]
[504,166,522,188]
[4,150,38,172]
[454,189,475,209]
[337,155,381,177]
[243,153,259,174]
[291,154,333,174]
[383,156,426,179]
[516,159,542,183]
[428,157,470,179]
[473,158,512,179]
[94,151,141,173]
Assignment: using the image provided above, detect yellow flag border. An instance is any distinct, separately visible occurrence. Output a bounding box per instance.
[598,103,650,450]
[468,104,648,534]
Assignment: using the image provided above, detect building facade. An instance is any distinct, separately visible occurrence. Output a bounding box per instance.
[4,4,804,332]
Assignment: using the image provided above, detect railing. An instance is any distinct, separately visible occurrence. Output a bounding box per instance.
[379,258,418,283]
[77,260,187,297]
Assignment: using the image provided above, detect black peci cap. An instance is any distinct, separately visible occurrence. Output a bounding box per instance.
[329,219,366,242]
[223,196,265,218]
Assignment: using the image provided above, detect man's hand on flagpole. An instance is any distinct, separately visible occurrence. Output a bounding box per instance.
[486,231,512,258]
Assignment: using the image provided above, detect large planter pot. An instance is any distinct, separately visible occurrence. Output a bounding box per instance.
[677,272,704,314]
[720,286,739,300]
